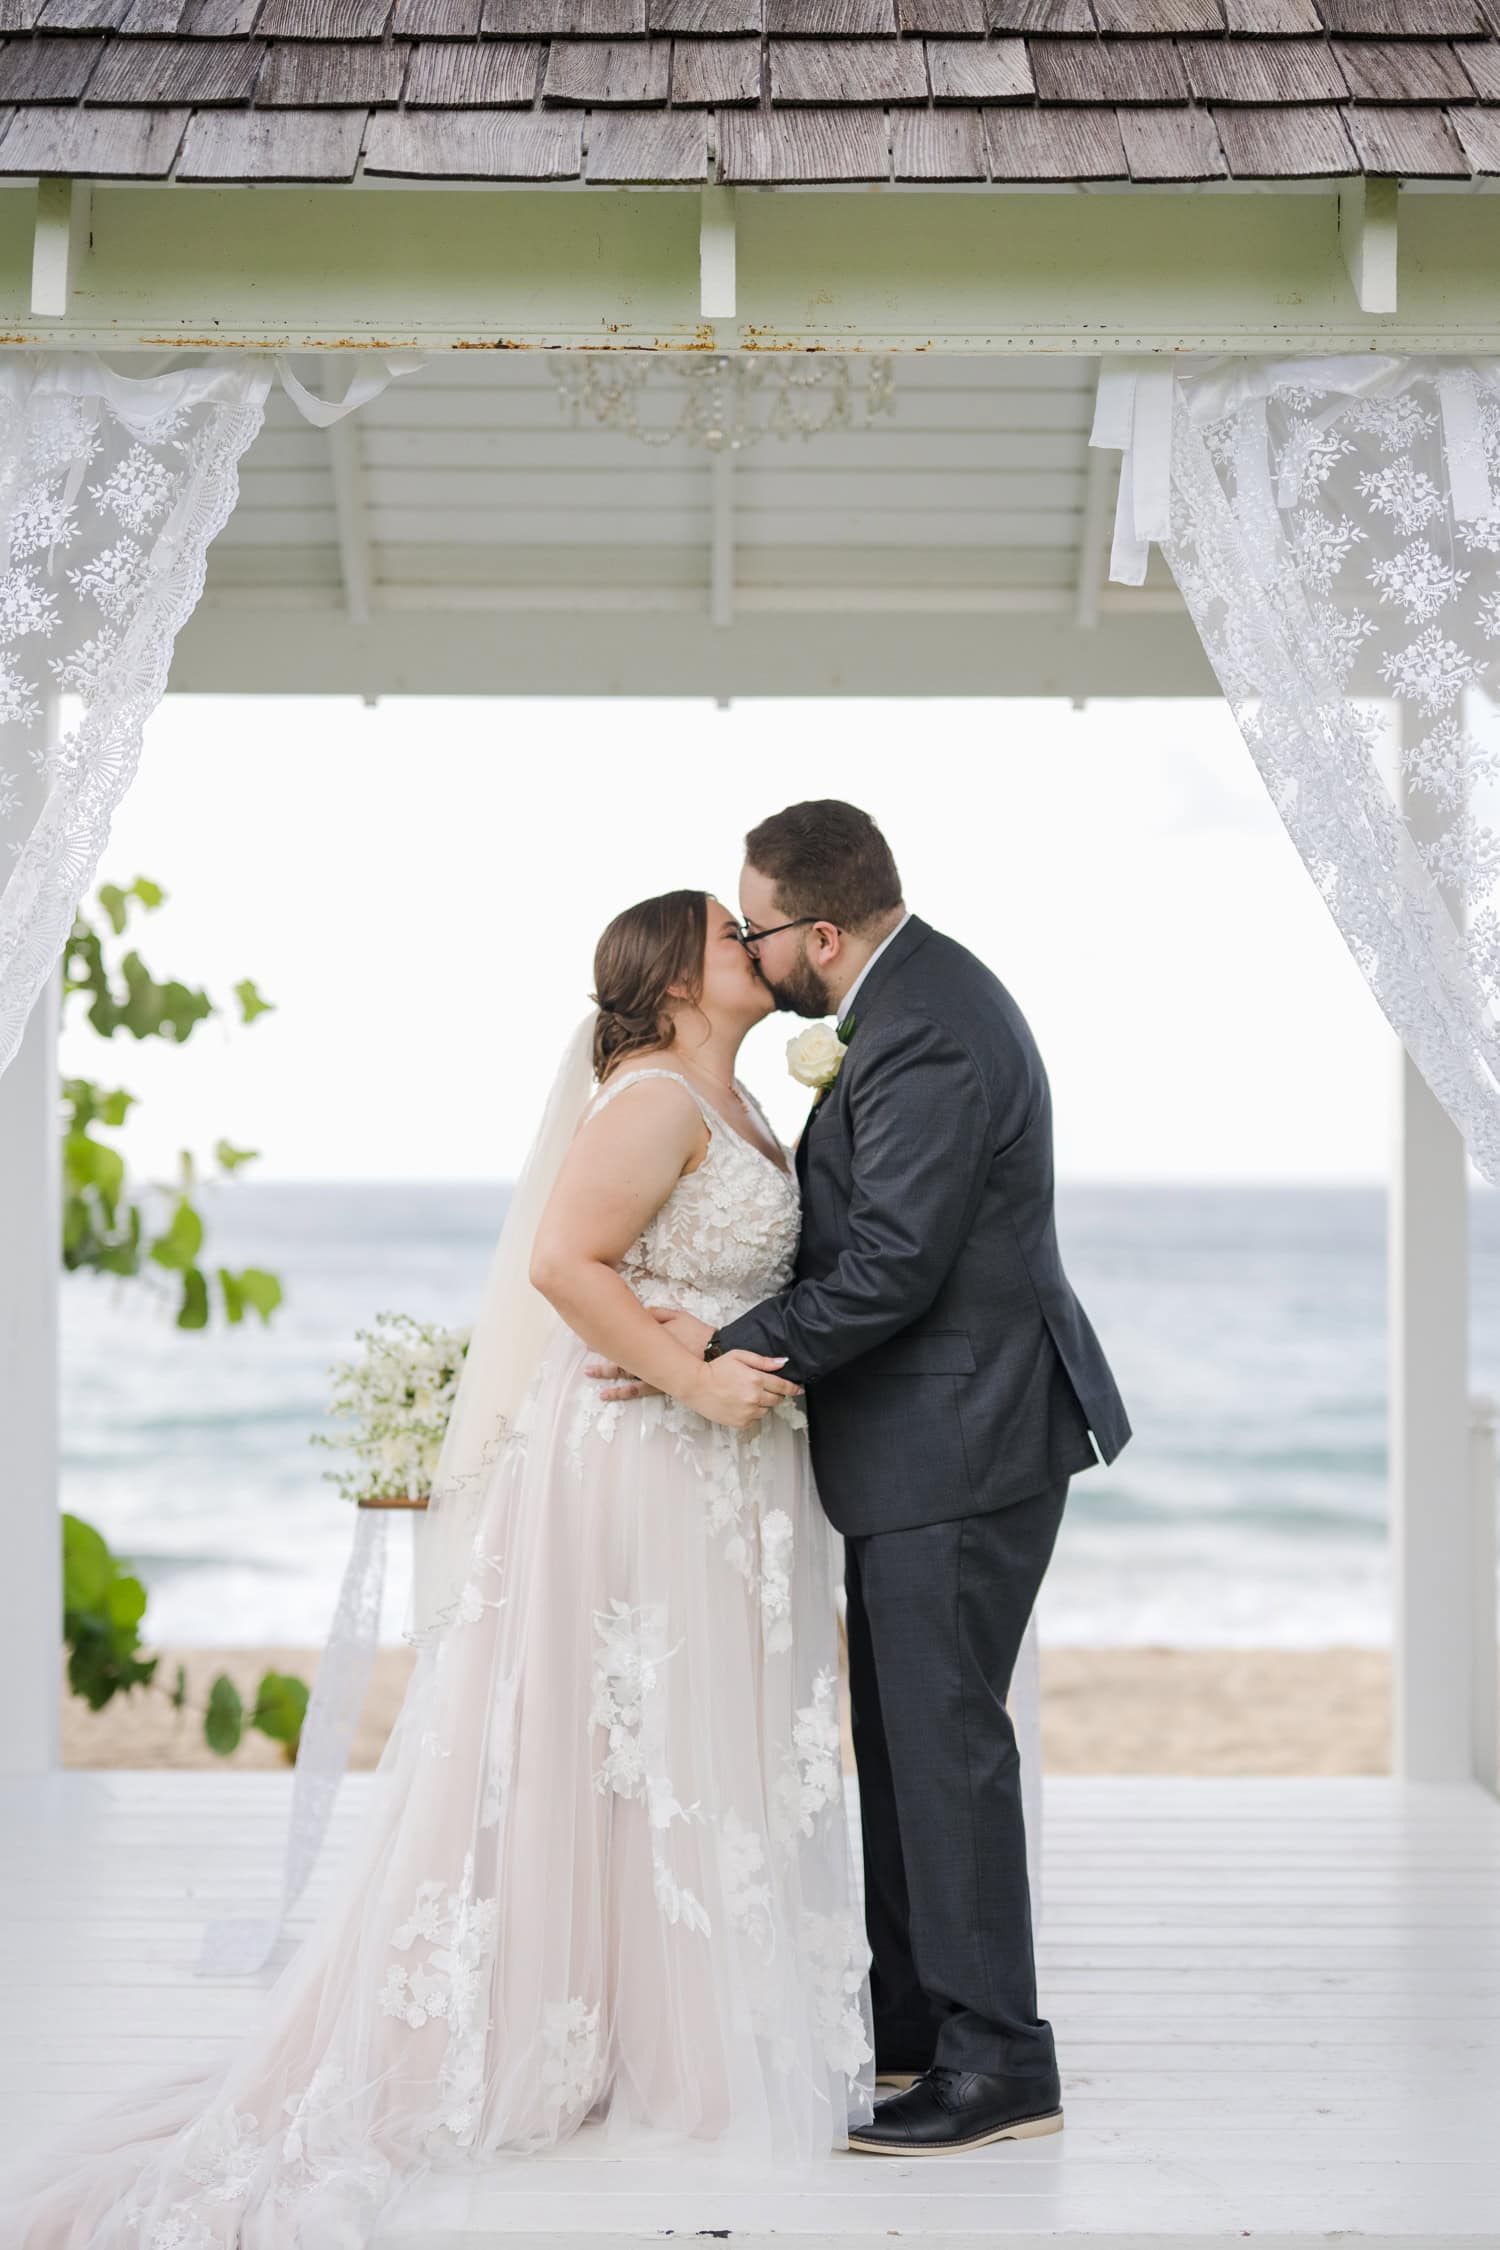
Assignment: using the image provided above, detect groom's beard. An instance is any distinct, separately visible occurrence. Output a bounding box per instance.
[761,947,838,1021]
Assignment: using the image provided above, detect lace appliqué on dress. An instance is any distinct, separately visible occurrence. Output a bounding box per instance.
[776,1668,843,1844]
[591,1600,712,1936]
[718,1810,775,1959]
[758,1508,795,1655]
[800,1909,875,2079]
[590,1599,680,1804]
[378,1854,499,2147]
[541,1998,603,2128]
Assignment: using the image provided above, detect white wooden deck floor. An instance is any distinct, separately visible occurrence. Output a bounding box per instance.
[1,1772,1498,2247]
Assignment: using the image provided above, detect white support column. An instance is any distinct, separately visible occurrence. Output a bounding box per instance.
[0,698,62,1773]
[1389,698,1472,1783]
[1472,1396,1498,1794]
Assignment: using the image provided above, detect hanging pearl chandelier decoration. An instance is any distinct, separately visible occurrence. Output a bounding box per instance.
[550,354,897,452]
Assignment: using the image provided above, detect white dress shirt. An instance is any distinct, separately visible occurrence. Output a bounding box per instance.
[835,908,911,1025]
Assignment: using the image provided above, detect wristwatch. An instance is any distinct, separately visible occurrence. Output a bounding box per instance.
[703,1332,725,1363]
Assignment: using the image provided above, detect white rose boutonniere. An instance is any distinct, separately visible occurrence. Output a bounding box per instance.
[787,1018,851,1093]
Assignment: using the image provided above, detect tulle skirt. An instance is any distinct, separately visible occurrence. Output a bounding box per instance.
[1,1329,874,2247]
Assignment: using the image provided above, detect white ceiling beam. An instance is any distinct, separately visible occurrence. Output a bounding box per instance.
[172,603,1216,699]
[709,447,734,630]
[196,580,1187,616]
[202,584,1187,616]
[29,179,89,320]
[3,184,1495,353]
[321,356,373,632]
[1338,178,1398,317]
[1075,361,1115,636]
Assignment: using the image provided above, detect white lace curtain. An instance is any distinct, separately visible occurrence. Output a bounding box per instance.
[1094,354,1500,1184]
[0,351,418,1081]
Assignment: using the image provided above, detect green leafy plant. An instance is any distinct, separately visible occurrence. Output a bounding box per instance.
[59,874,307,1761]
[62,1512,309,1762]
[62,1514,156,1711]
[61,873,282,1331]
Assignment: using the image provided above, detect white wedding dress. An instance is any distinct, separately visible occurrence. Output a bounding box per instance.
[4,1066,874,2248]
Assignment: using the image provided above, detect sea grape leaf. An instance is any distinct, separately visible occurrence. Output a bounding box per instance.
[204,1675,244,1756]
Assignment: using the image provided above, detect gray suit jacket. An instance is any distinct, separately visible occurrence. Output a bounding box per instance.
[718,916,1131,1538]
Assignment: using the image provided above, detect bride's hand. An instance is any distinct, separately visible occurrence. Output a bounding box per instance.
[689,1351,803,1431]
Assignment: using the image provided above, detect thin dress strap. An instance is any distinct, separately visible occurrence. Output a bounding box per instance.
[589,1067,716,1128]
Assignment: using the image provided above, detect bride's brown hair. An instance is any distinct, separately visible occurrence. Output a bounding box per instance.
[592,889,709,1082]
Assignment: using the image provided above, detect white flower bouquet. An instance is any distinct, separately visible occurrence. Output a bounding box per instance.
[314,1311,471,1506]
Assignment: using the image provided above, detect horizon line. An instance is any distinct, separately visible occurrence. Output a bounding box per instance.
[188,1174,1496,1194]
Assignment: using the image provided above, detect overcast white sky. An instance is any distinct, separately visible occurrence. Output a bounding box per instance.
[61,689,1401,1185]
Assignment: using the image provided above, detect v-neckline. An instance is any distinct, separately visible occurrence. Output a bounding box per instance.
[673,1072,792,1184]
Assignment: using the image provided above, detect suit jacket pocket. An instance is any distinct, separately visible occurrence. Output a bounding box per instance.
[862,1329,976,1376]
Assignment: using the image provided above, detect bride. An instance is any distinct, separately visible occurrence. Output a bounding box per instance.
[4,888,875,2248]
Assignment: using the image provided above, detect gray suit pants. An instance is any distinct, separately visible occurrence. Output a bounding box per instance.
[844,1479,1068,2099]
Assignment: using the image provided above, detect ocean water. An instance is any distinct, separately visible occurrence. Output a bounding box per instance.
[59,1181,1500,1651]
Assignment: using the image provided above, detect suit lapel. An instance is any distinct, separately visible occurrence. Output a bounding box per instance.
[793,925,931,1181]
[800,1059,848,1165]
[794,1114,813,1186]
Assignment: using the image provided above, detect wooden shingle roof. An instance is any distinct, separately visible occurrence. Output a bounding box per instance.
[1,0,1499,183]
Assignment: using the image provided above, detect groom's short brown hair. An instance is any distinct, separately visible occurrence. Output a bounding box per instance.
[746,800,902,934]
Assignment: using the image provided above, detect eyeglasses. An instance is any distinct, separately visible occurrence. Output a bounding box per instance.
[735,916,831,949]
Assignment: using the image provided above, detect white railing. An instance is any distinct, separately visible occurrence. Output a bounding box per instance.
[1472,1394,1499,1796]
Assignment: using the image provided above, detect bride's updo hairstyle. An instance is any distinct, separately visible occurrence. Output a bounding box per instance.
[592,889,709,1082]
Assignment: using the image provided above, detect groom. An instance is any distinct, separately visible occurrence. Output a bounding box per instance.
[614,801,1130,2153]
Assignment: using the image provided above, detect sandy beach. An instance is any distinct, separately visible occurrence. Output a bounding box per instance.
[62,1645,1395,1776]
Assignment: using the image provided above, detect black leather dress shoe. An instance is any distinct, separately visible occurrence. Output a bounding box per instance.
[849,2068,1063,2155]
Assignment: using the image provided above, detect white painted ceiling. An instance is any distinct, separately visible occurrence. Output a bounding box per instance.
[182,352,1210,697]
[209,353,1177,608]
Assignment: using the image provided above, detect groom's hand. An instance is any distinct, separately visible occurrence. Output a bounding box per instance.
[585,1308,717,1401]
[585,1358,658,1402]
[650,1307,715,1355]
